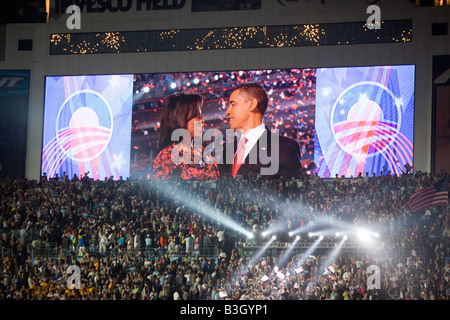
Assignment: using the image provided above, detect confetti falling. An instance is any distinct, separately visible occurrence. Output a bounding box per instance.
[130,69,316,175]
[50,20,412,55]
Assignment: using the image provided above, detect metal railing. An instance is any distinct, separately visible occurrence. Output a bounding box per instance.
[27,242,58,258]
[25,242,220,259]
[240,241,426,258]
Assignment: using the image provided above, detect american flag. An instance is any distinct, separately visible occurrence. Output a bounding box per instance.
[407,176,449,212]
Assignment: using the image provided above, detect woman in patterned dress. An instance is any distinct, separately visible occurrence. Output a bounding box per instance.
[152,92,219,180]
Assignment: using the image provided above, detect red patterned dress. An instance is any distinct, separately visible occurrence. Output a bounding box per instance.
[153,143,219,180]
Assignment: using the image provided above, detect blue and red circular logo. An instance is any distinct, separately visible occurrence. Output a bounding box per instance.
[55,90,113,162]
[330,81,401,158]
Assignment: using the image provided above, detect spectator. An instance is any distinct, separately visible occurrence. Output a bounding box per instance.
[0,172,448,300]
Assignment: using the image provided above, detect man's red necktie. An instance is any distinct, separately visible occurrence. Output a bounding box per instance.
[231,137,248,179]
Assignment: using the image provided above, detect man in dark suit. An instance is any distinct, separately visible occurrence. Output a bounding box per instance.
[217,83,303,179]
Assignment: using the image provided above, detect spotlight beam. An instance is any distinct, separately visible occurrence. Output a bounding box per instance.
[289,219,331,236]
[318,237,347,275]
[248,236,277,268]
[261,219,288,237]
[288,216,357,237]
[295,236,323,267]
[277,236,301,268]
[147,181,253,238]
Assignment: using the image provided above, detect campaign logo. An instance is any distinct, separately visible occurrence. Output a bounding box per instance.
[314,65,414,178]
[42,74,134,181]
[330,81,402,159]
[55,89,113,162]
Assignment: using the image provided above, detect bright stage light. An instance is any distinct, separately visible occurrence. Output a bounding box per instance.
[247,233,254,239]
[308,232,313,238]
[319,235,324,240]
[343,235,348,240]
[296,235,300,240]
[336,232,341,237]
[170,82,177,89]
[272,235,277,240]
[288,232,293,237]
[357,229,370,242]
[284,222,317,238]
[353,226,381,243]
[259,220,286,238]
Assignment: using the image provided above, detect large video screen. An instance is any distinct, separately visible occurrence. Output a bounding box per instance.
[42,75,134,181]
[41,65,414,180]
[314,65,415,178]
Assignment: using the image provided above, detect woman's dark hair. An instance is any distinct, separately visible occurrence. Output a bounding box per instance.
[157,92,203,150]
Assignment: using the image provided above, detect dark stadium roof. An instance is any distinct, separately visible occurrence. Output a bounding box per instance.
[0,0,47,25]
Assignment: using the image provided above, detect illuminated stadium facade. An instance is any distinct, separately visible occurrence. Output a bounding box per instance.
[0,0,449,304]
[0,1,448,180]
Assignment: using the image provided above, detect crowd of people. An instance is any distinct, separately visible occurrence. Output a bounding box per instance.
[0,170,449,300]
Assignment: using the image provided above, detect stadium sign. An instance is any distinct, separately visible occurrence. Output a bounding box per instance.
[0,71,30,97]
[54,0,186,14]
